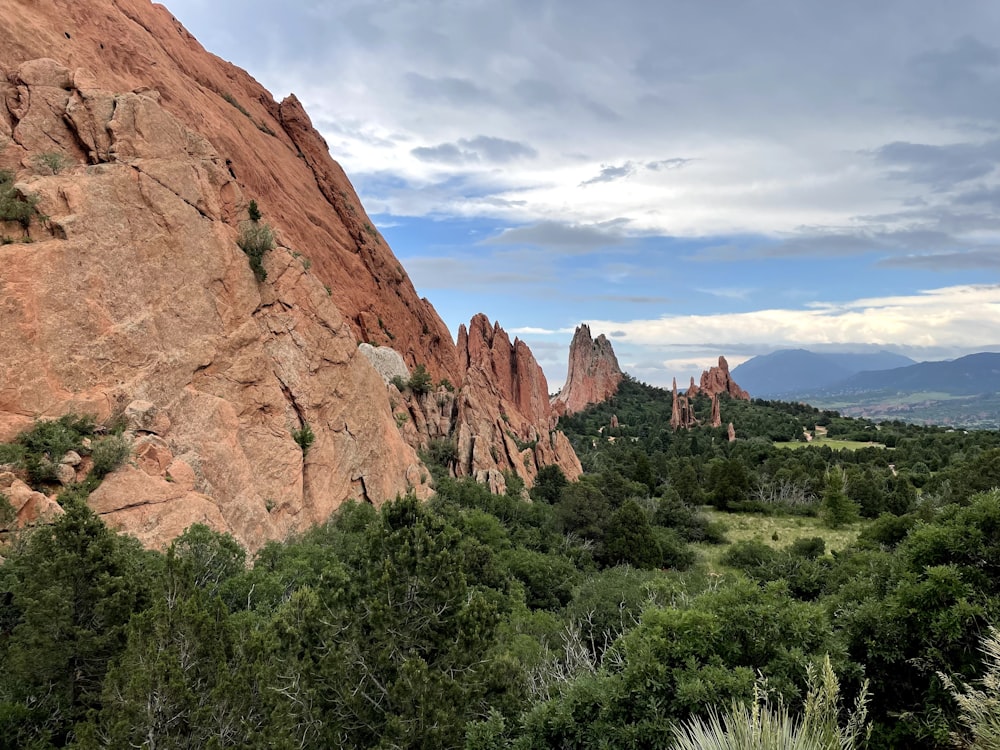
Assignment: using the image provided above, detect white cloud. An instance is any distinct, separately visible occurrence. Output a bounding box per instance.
[585,284,1000,353]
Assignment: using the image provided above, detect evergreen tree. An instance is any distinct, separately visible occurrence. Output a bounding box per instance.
[821,468,858,528]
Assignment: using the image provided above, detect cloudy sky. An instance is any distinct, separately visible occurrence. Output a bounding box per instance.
[165,0,1000,388]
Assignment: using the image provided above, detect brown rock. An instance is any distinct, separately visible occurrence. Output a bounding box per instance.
[124,400,171,435]
[0,472,63,528]
[552,324,624,417]
[699,356,750,401]
[728,423,737,442]
[710,394,722,428]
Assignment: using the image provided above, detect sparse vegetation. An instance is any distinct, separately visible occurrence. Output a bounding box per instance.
[32,151,69,175]
[237,221,274,281]
[0,493,14,527]
[0,169,43,231]
[221,91,250,117]
[247,199,262,222]
[89,434,132,478]
[291,422,315,455]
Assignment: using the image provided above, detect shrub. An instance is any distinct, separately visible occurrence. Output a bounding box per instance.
[670,656,871,750]
[408,364,432,395]
[247,199,262,222]
[0,170,42,230]
[89,434,131,478]
[0,492,14,527]
[291,422,315,455]
[32,152,69,175]
[424,438,457,470]
[9,414,97,486]
[940,626,1000,750]
[237,222,274,281]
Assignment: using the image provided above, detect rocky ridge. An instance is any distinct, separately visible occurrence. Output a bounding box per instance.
[0,0,579,549]
[551,324,624,417]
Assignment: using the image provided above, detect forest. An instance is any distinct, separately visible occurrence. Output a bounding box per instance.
[3,377,1000,748]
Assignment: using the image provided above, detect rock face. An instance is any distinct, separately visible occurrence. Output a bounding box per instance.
[700,356,750,401]
[552,325,624,417]
[0,1,580,549]
[670,356,750,431]
[394,315,581,494]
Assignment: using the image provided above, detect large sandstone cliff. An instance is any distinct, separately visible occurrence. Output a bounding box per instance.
[0,0,579,548]
[551,324,624,417]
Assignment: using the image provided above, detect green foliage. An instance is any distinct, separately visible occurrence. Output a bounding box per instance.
[940,626,1000,750]
[409,363,433,395]
[247,198,262,222]
[529,464,567,504]
[821,469,858,528]
[0,493,13,528]
[31,151,69,175]
[0,498,157,745]
[291,421,315,455]
[89,434,131,478]
[670,656,871,750]
[4,413,97,487]
[599,499,665,569]
[0,170,42,231]
[237,221,275,281]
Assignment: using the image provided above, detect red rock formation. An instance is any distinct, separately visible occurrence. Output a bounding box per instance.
[699,356,750,401]
[670,356,749,431]
[552,325,624,417]
[670,378,698,430]
[395,315,580,494]
[727,423,737,442]
[0,1,579,548]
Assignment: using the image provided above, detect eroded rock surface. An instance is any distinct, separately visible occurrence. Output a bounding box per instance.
[552,324,624,417]
[0,1,581,548]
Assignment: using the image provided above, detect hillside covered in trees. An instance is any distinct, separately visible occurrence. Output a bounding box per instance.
[3,380,1000,748]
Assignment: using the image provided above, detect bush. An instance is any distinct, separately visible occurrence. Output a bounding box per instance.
[89,435,131,478]
[0,492,14,527]
[0,170,42,230]
[408,364,432,395]
[291,422,315,455]
[8,414,97,486]
[32,152,69,175]
[237,222,274,281]
[247,199,262,222]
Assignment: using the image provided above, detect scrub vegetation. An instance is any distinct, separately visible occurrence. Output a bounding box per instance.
[2,378,1000,748]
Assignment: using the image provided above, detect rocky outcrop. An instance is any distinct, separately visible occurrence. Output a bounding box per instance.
[0,66,432,549]
[0,1,580,550]
[670,356,749,431]
[552,325,624,417]
[0,472,64,531]
[700,356,750,401]
[670,378,697,430]
[394,315,581,494]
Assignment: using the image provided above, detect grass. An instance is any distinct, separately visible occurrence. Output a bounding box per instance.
[774,438,887,451]
[694,509,864,569]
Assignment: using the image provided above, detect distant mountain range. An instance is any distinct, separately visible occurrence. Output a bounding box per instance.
[732,350,1000,427]
[731,349,916,398]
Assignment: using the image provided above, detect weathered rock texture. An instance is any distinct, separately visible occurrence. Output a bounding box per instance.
[670,356,750,431]
[552,325,624,417]
[700,356,750,401]
[394,315,581,495]
[0,0,580,548]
